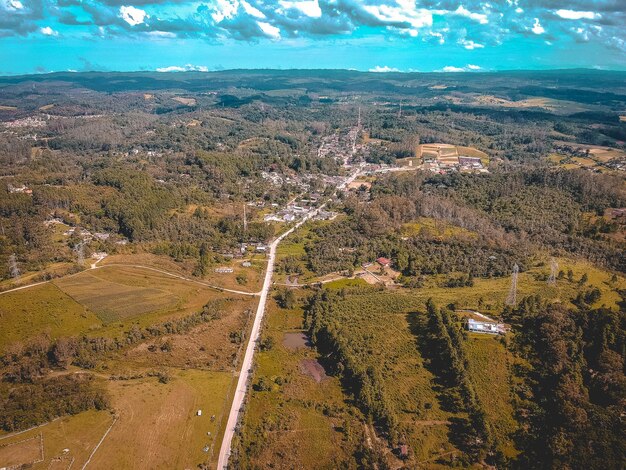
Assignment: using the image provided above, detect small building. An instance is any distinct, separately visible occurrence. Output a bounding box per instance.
[467,318,505,335]
[242,261,252,267]
[215,267,234,274]
[256,245,268,253]
[376,257,391,268]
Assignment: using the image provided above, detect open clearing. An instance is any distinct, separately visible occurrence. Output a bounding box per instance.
[0,410,114,469]
[0,282,99,351]
[0,433,43,468]
[1,262,254,351]
[88,370,232,469]
[172,96,196,106]
[55,271,180,324]
[418,143,489,164]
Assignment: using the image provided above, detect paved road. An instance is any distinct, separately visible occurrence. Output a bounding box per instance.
[215,208,320,469]
[216,167,362,469]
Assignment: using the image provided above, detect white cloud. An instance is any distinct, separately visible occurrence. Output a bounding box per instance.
[441,66,465,72]
[440,64,481,72]
[119,6,147,26]
[369,65,400,73]
[454,6,488,25]
[555,10,599,20]
[3,0,23,9]
[242,0,265,19]
[40,26,58,36]
[363,2,433,30]
[531,18,544,35]
[459,39,484,50]
[279,0,321,18]
[210,0,238,22]
[148,31,176,38]
[156,64,209,72]
[258,21,280,39]
[430,31,445,44]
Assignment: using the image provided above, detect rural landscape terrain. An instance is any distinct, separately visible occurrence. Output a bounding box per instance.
[0,69,625,469]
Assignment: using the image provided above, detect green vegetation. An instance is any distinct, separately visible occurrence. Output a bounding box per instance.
[0,283,99,351]
[1,69,625,469]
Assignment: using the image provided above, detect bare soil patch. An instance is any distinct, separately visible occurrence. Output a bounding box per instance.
[299,359,328,383]
[283,332,311,350]
[172,96,196,106]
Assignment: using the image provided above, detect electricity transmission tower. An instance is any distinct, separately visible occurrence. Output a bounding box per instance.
[243,203,248,236]
[547,257,558,286]
[506,264,519,306]
[75,242,85,265]
[9,253,19,278]
[352,107,362,154]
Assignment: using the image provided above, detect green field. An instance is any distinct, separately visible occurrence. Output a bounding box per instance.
[0,283,100,351]
[464,334,518,457]
[0,265,251,352]
[55,271,180,324]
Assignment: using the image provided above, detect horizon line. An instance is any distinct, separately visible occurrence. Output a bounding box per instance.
[1,66,626,79]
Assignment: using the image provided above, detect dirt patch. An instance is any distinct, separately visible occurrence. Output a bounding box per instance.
[283,332,311,350]
[172,96,196,106]
[299,359,328,383]
[0,433,43,467]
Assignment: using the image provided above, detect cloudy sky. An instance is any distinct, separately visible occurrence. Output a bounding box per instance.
[1,0,625,75]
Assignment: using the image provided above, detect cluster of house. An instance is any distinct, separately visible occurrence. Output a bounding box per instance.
[215,259,253,274]
[264,195,327,223]
[260,171,313,191]
[62,226,111,242]
[605,157,626,172]
[3,116,47,129]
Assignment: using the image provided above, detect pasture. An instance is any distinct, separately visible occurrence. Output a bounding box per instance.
[0,410,114,469]
[0,262,254,352]
[0,282,100,351]
[88,370,233,469]
[55,271,180,324]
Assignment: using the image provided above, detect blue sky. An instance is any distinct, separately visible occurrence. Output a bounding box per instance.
[1,0,625,75]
